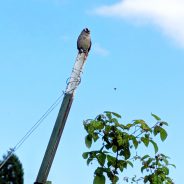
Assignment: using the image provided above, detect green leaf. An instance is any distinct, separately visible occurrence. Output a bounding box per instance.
[119,165,124,172]
[141,154,150,161]
[112,118,119,125]
[118,160,127,170]
[93,121,104,130]
[107,155,116,163]
[93,175,105,184]
[160,173,166,181]
[97,153,106,166]
[94,167,104,175]
[160,153,170,159]
[132,137,138,149]
[141,165,147,173]
[141,137,149,147]
[118,160,126,172]
[125,123,133,129]
[117,135,123,146]
[151,113,161,121]
[160,121,168,126]
[82,152,89,159]
[112,175,119,183]
[85,135,92,148]
[105,125,111,133]
[160,127,168,141]
[111,112,121,118]
[107,155,116,167]
[169,164,176,168]
[104,111,112,120]
[150,140,158,153]
[126,160,133,167]
[147,157,154,165]
[88,125,95,134]
[122,147,131,160]
[105,143,112,150]
[154,125,160,136]
[144,176,149,183]
[162,166,169,175]
[87,158,93,165]
[142,124,151,132]
[103,151,109,154]
[133,120,151,132]
[112,145,117,153]
[92,133,99,142]
[162,158,169,165]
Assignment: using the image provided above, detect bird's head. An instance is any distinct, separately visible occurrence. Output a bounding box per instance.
[83,28,90,34]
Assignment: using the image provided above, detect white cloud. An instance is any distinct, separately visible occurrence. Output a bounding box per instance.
[93,43,109,56]
[94,0,184,47]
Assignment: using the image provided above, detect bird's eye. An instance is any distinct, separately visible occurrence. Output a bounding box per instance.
[84,28,90,33]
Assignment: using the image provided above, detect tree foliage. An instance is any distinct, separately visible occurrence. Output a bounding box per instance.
[0,151,24,184]
[82,111,175,184]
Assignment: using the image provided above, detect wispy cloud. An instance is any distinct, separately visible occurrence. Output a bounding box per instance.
[94,0,184,47]
[93,43,109,56]
[59,35,70,42]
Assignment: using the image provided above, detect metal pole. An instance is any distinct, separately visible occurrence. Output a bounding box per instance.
[34,52,88,184]
[46,181,52,184]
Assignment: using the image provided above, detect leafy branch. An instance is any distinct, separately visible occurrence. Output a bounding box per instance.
[82,111,175,184]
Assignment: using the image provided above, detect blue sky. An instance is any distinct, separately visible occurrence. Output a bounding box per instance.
[0,0,184,183]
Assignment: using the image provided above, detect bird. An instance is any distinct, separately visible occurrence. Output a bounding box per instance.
[77,28,91,57]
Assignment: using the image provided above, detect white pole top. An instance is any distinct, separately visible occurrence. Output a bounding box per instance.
[65,53,87,94]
